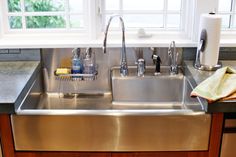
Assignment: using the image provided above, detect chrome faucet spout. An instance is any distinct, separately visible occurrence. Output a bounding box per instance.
[168,41,178,75]
[103,14,128,76]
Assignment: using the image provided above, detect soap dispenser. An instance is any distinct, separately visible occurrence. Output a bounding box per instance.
[83,48,95,80]
[71,48,83,78]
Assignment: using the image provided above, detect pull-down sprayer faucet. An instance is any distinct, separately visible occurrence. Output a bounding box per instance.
[103,15,128,77]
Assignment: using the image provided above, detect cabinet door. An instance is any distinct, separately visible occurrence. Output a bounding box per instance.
[0,142,2,157]
[220,133,236,157]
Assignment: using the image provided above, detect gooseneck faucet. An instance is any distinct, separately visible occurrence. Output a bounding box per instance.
[168,41,178,75]
[103,15,128,77]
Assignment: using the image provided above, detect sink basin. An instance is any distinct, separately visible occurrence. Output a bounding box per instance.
[111,66,204,111]
[12,66,210,152]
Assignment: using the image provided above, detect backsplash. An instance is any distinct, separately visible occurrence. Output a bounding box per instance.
[41,48,182,94]
[1,47,235,94]
[0,49,40,61]
[182,47,236,60]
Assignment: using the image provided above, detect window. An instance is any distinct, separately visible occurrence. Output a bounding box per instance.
[1,0,236,47]
[5,0,85,31]
[218,0,236,29]
[102,0,184,31]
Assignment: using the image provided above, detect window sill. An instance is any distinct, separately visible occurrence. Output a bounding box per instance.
[0,33,196,48]
[0,33,235,49]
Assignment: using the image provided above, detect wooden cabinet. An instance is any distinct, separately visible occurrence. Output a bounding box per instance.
[0,114,15,157]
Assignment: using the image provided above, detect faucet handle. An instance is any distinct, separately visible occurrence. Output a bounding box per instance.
[170,66,178,75]
[152,54,161,75]
[136,58,145,77]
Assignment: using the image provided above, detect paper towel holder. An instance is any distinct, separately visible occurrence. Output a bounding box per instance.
[194,29,222,71]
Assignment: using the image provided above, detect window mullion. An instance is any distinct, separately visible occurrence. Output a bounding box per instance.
[99,0,105,32]
[1,1,8,34]
[180,0,184,30]
[9,12,70,16]
[230,0,235,28]
[88,0,97,39]
[65,0,70,30]
[183,0,195,39]
[120,0,123,16]
[20,0,26,30]
[164,0,168,29]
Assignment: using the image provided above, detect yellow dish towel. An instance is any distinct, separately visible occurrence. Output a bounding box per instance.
[191,66,236,103]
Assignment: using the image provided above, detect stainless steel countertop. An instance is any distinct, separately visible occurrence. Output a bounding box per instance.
[185,60,236,113]
[0,61,40,113]
[185,60,236,85]
[1,60,236,113]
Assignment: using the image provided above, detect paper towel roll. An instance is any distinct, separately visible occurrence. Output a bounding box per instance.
[198,13,222,66]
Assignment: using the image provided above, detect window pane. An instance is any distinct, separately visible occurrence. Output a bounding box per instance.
[167,14,180,28]
[25,0,64,12]
[9,16,22,29]
[26,16,65,28]
[123,0,164,11]
[168,0,181,11]
[123,14,163,28]
[8,0,21,12]
[221,15,231,28]
[105,0,120,10]
[233,17,236,28]
[218,0,232,12]
[70,15,84,28]
[69,0,83,13]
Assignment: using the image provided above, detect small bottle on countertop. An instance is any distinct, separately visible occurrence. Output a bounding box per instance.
[83,48,96,80]
[71,48,83,78]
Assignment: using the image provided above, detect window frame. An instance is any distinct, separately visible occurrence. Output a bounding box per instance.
[217,0,236,30]
[1,0,89,34]
[0,0,236,48]
[100,0,186,31]
[95,0,194,43]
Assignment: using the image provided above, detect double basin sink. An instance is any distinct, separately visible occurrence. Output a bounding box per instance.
[16,66,206,114]
[12,66,211,151]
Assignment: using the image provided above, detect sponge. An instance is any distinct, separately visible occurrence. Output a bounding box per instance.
[55,68,70,75]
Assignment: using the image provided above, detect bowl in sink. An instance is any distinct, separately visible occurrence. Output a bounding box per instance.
[111,66,205,111]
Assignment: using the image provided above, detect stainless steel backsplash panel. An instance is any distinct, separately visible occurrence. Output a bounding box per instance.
[42,48,182,93]
[42,48,110,93]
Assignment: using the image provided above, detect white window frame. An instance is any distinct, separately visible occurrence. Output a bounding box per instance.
[100,0,185,31]
[217,0,236,30]
[216,0,236,45]
[0,0,236,48]
[1,0,90,34]
[193,0,236,45]
[95,0,195,42]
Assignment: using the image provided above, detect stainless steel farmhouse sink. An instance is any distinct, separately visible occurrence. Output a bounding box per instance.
[12,59,211,152]
[111,66,204,111]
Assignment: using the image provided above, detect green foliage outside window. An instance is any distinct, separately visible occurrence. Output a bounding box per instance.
[8,0,21,12]
[26,16,65,28]
[9,16,22,29]
[25,0,64,12]
[8,0,65,29]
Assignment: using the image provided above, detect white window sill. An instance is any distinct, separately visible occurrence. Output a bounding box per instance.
[0,33,196,48]
[0,33,235,48]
